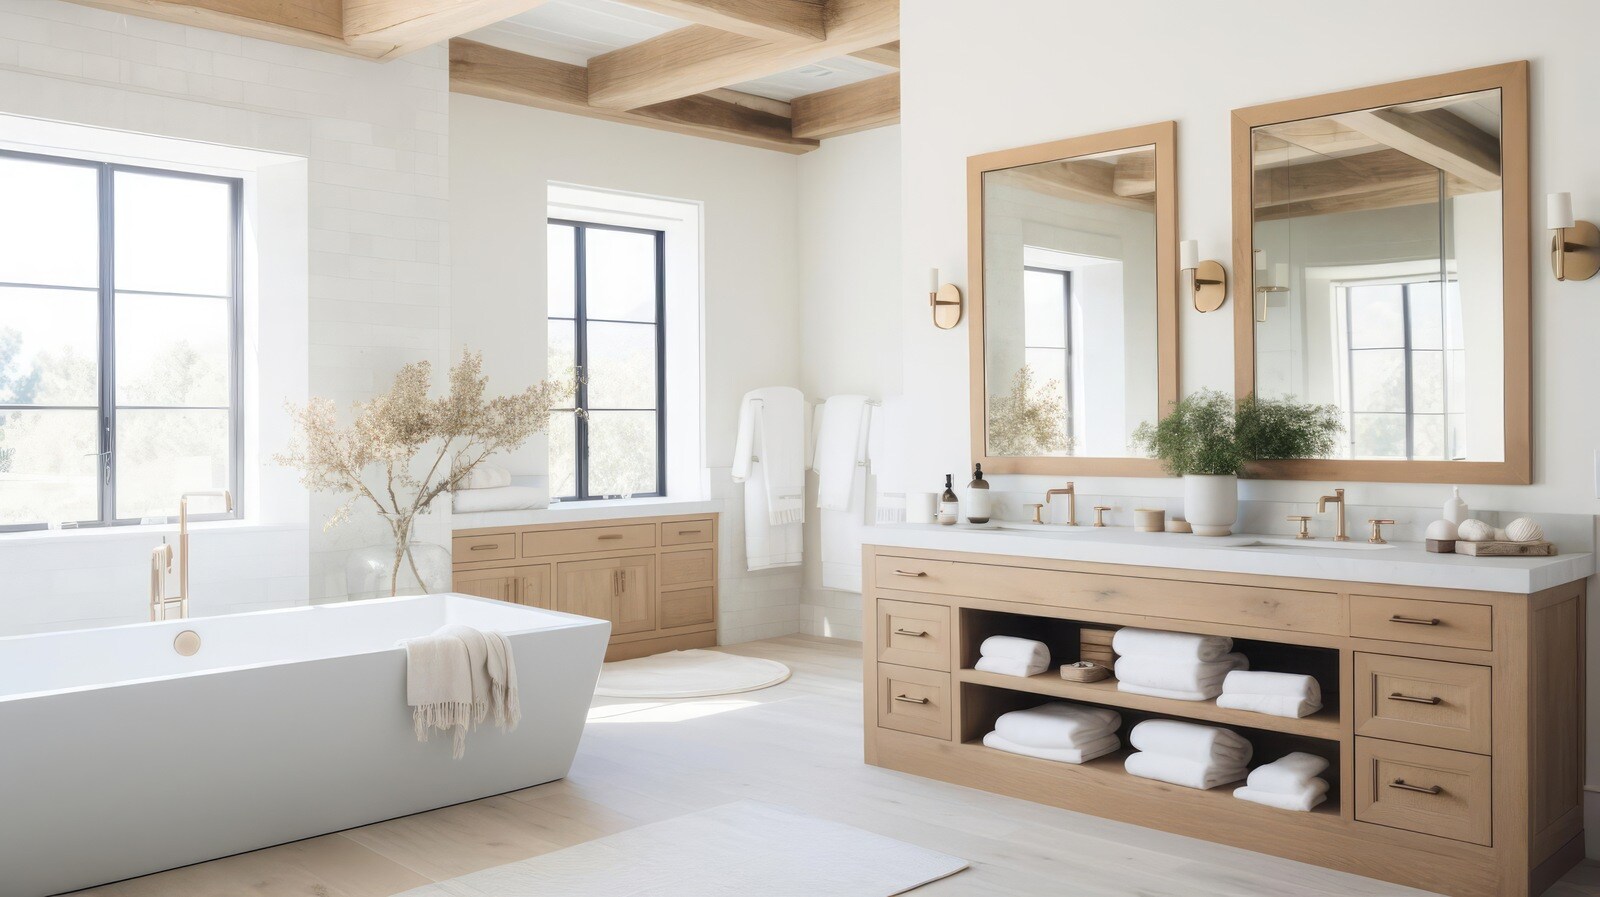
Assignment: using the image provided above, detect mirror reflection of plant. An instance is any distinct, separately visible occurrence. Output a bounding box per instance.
[1235,393,1342,461]
[1133,389,1343,477]
[988,364,1073,457]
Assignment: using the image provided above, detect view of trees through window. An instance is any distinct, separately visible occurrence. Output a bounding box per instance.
[0,153,239,529]
[546,220,664,500]
[1022,266,1075,447]
[1342,279,1464,460]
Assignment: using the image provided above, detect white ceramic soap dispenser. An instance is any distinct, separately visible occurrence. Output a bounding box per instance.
[1443,487,1469,526]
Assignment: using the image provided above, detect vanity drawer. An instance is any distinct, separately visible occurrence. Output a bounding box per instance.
[659,585,716,630]
[876,664,951,740]
[1354,653,1491,754]
[523,523,656,558]
[1351,595,1492,651]
[454,532,516,563]
[872,556,1342,635]
[660,549,715,587]
[1355,738,1491,845]
[876,599,950,671]
[661,518,714,546]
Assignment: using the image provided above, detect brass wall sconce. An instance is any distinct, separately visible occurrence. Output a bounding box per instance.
[1252,249,1288,323]
[1547,192,1599,281]
[929,267,963,329]
[1179,240,1227,312]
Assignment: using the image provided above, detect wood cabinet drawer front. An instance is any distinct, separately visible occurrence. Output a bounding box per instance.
[1355,654,1491,754]
[1351,595,1492,651]
[454,533,516,563]
[660,549,715,587]
[659,586,715,629]
[661,519,714,546]
[523,524,656,558]
[1355,738,1491,845]
[876,664,951,740]
[872,556,1342,635]
[876,599,950,671]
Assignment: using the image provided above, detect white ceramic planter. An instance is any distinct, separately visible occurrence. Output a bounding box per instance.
[1183,474,1239,537]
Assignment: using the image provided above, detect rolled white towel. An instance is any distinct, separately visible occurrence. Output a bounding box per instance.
[1117,681,1220,702]
[1216,692,1323,719]
[1112,627,1233,663]
[975,655,1048,678]
[1114,653,1248,693]
[995,702,1121,749]
[1129,719,1252,766]
[1222,670,1321,702]
[457,465,512,490]
[979,636,1051,666]
[1125,751,1247,790]
[1234,779,1329,812]
[983,730,1120,765]
[1246,752,1330,794]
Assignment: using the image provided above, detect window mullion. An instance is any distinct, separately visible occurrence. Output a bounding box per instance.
[573,224,590,501]
[97,162,116,527]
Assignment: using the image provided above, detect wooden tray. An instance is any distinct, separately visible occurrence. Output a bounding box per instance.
[1456,540,1555,557]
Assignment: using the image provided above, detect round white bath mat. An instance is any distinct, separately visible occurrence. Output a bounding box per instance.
[594,649,791,698]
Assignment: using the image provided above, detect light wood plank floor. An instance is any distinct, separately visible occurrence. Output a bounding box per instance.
[73,635,1600,897]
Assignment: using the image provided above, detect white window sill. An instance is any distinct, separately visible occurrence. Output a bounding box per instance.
[0,520,302,545]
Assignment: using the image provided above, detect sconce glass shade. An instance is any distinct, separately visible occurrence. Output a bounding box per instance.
[1548,192,1575,230]
[1179,239,1199,271]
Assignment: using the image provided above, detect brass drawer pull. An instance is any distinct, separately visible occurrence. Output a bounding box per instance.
[1388,779,1442,795]
[1389,614,1441,626]
[893,694,930,705]
[598,534,624,540]
[892,569,928,578]
[893,628,928,638]
[469,544,499,551]
[1388,692,1442,705]
[677,528,703,535]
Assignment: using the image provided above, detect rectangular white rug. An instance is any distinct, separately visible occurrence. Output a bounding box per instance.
[395,800,968,896]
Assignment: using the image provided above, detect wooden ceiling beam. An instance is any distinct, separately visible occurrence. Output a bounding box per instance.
[449,39,818,154]
[607,0,826,42]
[790,72,897,139]
[67,0,384,56]
[586,0,898,111]
[1336,107,1501,191]
[849,40,899,68]
[344,0,553,57]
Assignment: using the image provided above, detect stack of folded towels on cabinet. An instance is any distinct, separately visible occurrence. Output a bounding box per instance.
[974,635,1051,678]
[982,701,1122,764]
[1234,751,1330,811]
[1124,719,1251,790]
[1112,628,1248,701]
[1217,670,1324,719]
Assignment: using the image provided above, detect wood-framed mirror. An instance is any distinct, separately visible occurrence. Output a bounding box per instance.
[967,121,1178,476]
[1232,62,1530,484]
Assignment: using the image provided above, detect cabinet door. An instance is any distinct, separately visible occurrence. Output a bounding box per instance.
[613,557,655,635]
[517,564,552,609]
[556,555,656,634]
[452,567,519,603]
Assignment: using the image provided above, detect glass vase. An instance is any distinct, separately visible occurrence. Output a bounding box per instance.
[344,534,451,600]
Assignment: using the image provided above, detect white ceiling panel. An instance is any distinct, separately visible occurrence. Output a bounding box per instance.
[732,55,895,102]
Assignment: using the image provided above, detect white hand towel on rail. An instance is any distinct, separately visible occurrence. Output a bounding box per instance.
[401,624,521,759]
[995,702,1121,749]
[1112,627,1234,663]
[984,731,1120,765]
[732,387,806,571]
[1129,719,1253,766]
[974,655,1048,678]
[1114,653,1248,693]
[1246,752,1329,793]
[1234,779,1329,812]
[1124,751,1247,791]
[812,395,870,511]
[866,396,910,500]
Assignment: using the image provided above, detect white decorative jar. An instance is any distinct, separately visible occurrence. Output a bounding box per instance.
[1183,474,1239,537]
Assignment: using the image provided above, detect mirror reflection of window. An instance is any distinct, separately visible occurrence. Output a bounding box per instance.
[1337,280,1465,461]
[1022,266,1076,448]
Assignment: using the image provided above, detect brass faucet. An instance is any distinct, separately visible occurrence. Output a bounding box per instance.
[1316,487,1349,542]
[150,489,234,621]
[1045,483,1077,526]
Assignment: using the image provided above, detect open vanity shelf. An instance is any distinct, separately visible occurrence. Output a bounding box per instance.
[863,543,1585,897]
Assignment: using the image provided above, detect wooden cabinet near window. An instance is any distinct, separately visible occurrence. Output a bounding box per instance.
[453,513,718,661]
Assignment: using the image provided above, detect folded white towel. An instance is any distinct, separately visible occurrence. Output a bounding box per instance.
[812,395,871,512]
[1125,751,1247,790]
[1112,628,1234,663]
[1222,670,1321,701]
[995,702,1121,749]
[401,624,521,759]
[456,464,512,490]
[1129,719,1252,766]
[1246,752,1330,793]
[980,635,1051,665]
[451,485,545,513]
[975,654,1048,678]
[1216,692,1323,719]
[1234,779,1329,812]
[984,730,1121,765]
[1114,653,1248,692]
[1116,681,1222,702]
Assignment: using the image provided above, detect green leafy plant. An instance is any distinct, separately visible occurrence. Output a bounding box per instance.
[1235,393,1343,461]
[987,364,1073,456]
[1133,390,1343,477]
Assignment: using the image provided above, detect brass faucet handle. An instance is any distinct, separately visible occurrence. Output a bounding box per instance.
[1367,518,1396,544]
[1025,503,1045,524]
[1287,515,1313,539]
[1092,505,1111,527]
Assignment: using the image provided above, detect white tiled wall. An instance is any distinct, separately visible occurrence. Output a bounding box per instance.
[0,0,451,632]
[709,467,803,644]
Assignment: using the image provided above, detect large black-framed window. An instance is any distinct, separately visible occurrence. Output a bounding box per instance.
[1022,265,1076,444]
[546,218,666,501]
[1343,279,1464,461]
[0,150,243,532]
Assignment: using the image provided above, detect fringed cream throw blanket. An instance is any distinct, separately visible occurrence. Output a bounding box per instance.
[402,624,521,758]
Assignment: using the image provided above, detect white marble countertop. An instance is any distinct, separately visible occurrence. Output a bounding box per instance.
[453,498,721,532]
[867,522,1593,594]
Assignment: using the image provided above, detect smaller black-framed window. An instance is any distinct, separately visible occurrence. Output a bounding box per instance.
[1022,265,1075,443]
[546,218,666,501]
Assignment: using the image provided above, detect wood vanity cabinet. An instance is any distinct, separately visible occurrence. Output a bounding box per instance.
[453,513,718,661]
[862,544,1586,897]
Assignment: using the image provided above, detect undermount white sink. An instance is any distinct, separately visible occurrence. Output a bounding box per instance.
[991,522,1096,533]
[1227,538,1395,551]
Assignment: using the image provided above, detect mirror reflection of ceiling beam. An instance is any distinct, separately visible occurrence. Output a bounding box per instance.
[848,41,901,68]
[1111,152,1154,197]
[605,0,827,42]
[1335,107,1501,192]
[1003,160,1155,211]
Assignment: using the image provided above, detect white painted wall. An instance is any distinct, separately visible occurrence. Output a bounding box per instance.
[449,95,805,643]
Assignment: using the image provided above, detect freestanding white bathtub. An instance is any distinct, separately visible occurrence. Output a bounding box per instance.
[0,594,610,897]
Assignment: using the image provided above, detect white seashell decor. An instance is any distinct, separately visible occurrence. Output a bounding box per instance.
[1503,516,1544,543]
[1425,519,1459,541]
[1456,519,1495,542]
